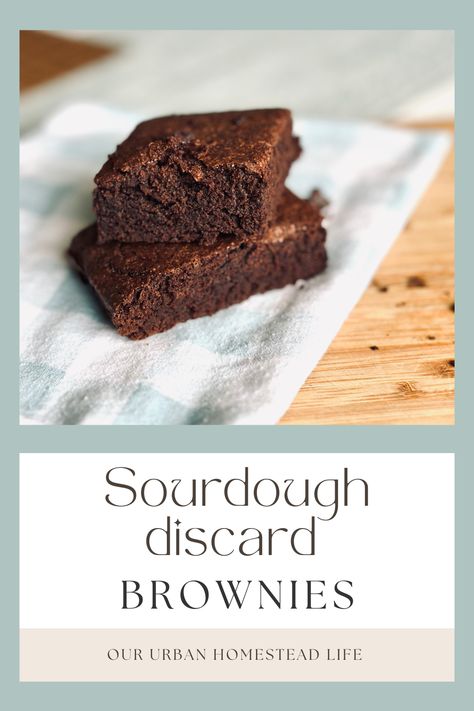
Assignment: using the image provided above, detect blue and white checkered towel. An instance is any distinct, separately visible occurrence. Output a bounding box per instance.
[20,104,450,425]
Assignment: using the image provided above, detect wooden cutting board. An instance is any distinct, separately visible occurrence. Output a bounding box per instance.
[281,126,454,425]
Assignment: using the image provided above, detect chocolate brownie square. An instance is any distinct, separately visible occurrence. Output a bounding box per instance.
[69,190,327,339]
[93,109,301,245]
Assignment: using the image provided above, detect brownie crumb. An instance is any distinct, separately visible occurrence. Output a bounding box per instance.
[427,335,436,340]
[448,359,455,367]
[372,279,389,293]
[450,302,455,312]
[407,275,426,288]
[308,189,329,211]
[369,345,379,351]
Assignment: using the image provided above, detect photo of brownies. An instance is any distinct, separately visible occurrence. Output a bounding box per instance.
[69,109,328,339]
[20,31,454,425]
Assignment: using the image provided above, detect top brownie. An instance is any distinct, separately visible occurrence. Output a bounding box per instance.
[93,109,301,245]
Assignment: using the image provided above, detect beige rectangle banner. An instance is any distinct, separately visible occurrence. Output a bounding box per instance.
[20,628,454,682]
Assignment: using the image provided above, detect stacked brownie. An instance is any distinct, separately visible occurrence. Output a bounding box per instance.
[69,109,327,339]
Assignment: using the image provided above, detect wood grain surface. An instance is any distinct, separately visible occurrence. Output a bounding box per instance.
[19,34,454,425]
[281,128,454,425]
[20,31,112,92]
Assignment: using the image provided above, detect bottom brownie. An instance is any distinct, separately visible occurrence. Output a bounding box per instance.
[68,189,327,339]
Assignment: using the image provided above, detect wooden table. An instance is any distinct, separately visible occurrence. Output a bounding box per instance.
[281,126,454,425]
[21,33,455,426]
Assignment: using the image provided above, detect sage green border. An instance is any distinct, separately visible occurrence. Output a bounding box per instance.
[3,3,471,709]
